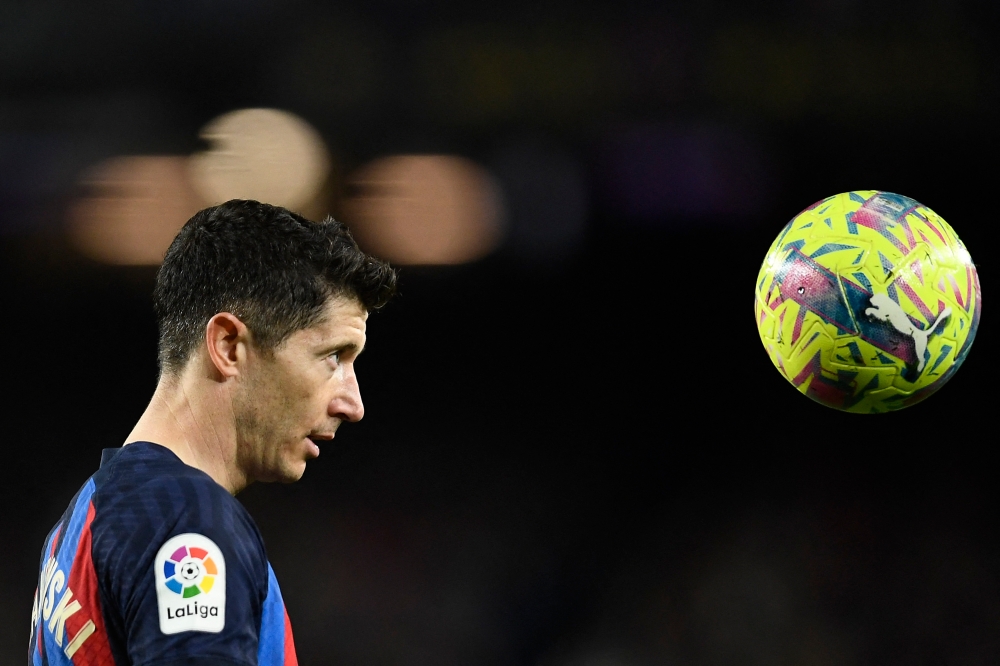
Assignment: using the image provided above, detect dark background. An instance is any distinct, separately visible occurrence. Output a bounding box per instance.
[1,0,996,664]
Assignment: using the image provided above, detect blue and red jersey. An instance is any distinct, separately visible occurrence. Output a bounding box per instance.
[29,442,298,666]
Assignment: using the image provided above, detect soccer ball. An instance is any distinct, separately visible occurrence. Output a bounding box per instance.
[754,191,981,413]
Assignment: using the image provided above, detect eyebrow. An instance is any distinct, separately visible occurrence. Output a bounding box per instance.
[319,341,364,357]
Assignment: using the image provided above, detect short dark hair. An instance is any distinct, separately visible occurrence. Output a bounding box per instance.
[154,199,397,373]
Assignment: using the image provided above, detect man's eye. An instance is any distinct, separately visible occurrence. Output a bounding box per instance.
[329,352,341,365]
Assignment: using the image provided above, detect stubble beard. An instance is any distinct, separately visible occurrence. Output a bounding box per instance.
[232,371,276,485]
[232,371,304,485]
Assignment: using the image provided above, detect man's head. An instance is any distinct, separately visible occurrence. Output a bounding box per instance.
[153,200,396,483]
[155,199,396,373]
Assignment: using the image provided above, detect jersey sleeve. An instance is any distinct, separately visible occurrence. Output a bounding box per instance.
[93,472,268,666]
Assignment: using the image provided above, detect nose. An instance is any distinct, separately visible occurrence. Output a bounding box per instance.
[329,367,365,423]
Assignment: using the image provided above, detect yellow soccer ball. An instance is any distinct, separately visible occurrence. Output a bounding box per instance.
[754,191,981,413]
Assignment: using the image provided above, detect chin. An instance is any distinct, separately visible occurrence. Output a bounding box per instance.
[260,457,307,484]
[278,462,307,483]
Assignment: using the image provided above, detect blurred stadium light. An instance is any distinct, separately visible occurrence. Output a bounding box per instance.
[341,155,505,265]
[67,156,201,265]
[66,108,331,264]
[189,108,331,213]
[489,137,589,262]
[1,95,175,236]
[599,123,777,223]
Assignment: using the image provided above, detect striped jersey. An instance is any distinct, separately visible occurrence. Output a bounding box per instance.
[29,442,298,666]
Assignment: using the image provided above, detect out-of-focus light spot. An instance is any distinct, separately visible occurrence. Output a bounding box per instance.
[68,156,201,265]
[66,107,334,265]
[189,108,330,212]
[342,155,504,265]
[600,123,777,224]
[489,138,588,262]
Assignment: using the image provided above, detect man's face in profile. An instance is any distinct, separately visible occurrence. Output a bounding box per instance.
[233,295,369,484]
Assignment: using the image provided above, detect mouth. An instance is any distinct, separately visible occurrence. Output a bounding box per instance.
[304,433,332,459]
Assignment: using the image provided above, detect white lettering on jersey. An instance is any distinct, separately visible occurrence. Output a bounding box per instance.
[33,556,97,657]
[155,533,226,634]
[47,587,81,643]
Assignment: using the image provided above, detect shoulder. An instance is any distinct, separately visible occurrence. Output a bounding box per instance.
[85,445,273,665]
[94,443,259,541]
[90,443,266,588]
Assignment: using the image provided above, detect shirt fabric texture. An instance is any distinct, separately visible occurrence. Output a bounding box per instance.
[29,442,298,666]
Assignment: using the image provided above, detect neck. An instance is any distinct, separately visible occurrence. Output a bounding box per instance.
[125,362,248,494]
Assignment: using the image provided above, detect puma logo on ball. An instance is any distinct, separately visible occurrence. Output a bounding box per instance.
[865,293,951,373]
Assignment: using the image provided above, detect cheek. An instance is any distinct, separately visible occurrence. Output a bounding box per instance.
[281,375,330,422]
[273,366,316,403]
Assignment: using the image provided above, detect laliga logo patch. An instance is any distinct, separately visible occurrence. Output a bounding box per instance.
[154,533,225,634]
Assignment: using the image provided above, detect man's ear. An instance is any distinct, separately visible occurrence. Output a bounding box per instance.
[205,313,249,379]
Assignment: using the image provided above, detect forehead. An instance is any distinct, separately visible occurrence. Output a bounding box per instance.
[289,296,368,347]
[320,294,368,324]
